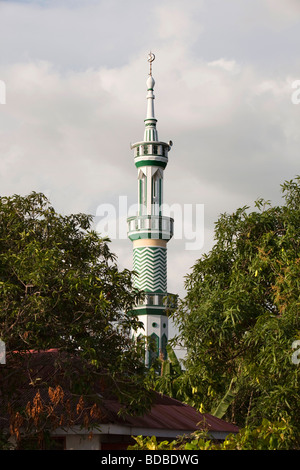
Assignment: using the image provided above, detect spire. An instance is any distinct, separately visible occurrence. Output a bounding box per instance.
[144,52,158,142]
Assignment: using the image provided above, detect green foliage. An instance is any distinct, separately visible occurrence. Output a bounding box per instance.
[128,435,180,450]
[170,177,300,430]
[0,192,143,354]
[218,418,298,450]
[129,418,299,450]
[0,192,144,354]
[211,378,236,419]
[148,344,187,400]
[0,192,150,445]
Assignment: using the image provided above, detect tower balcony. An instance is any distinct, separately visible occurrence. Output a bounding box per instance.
[127,215,174,241]
[131,141,172,169]
[138,292,178,308]
[132,291,178,315]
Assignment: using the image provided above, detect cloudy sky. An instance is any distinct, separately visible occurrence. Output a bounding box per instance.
[1,0,300,308]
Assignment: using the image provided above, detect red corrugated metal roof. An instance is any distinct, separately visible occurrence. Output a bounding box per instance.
[103,396,239,433]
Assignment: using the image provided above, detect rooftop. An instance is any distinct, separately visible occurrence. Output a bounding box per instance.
[0,349,239,443]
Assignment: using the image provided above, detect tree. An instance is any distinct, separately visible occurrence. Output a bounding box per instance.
[128,418,299,450]
[171,177,300,433]
[0,192,150,446]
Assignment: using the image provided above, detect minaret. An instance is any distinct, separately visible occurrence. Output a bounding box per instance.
[127,53,174,367]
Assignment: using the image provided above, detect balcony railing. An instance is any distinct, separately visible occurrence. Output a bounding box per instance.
[136,292,178,309]
[127,215,174,240]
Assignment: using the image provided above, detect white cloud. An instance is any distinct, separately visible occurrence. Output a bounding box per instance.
[264,0,300,25]
[208,58,240,74]
[155,0,203,44]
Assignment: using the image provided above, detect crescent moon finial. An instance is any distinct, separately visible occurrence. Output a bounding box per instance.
[147,51,155,76]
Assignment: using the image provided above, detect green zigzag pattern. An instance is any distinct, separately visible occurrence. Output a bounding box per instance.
[133,246,167,293]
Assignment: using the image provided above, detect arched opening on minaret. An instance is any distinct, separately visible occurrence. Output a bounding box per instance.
[149,333,159,366]
[138,169,147,215]
[152,168,163,216]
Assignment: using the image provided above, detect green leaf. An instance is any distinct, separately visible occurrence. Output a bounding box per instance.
[211,378,236,419]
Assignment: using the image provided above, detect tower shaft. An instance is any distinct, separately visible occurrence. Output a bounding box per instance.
[127,54,175,367]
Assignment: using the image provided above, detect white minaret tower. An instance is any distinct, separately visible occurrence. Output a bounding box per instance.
[127,53,175,367]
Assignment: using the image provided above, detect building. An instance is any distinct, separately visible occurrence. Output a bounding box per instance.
[127,53,176,366]
[1,349,239,450]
